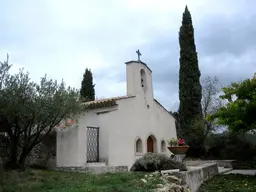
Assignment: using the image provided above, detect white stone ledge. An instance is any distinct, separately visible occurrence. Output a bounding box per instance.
[170,163,219,192]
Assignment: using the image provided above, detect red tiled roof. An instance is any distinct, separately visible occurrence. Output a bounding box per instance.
[84,95,135,109]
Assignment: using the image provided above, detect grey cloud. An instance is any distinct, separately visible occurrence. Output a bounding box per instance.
[4,0,255,113]
[197,14,256,57]
[107,3,256,112]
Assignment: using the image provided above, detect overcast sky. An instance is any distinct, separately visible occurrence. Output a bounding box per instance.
[1,0,255,111]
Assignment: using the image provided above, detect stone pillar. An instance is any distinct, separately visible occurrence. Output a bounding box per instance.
[172,154,186,163]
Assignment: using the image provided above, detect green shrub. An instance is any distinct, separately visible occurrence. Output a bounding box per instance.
[246,156,256,168]
[253,156,256,165]
[130,153,187,172]
[206,132,256,161]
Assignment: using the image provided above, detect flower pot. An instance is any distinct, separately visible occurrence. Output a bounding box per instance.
[167,146,189,155]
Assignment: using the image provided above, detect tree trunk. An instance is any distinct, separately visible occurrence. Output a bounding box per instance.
[5,147,19,170]
[18,151,27,167]
[18,142,39,168]
[18,146,31,168]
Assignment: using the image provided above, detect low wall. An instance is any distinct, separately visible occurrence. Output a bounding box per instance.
[171,163,219,192]
[185,160,235,168]
[55,165,128,174]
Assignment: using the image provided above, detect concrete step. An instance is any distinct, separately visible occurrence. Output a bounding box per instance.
[87,162,106,167]
[218,166,233,174]
[224,169,256,176]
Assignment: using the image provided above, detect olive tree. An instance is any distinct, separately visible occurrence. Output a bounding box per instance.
[0,56,85,169]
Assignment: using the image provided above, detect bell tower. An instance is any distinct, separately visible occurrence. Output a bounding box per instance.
[125,50,154,104]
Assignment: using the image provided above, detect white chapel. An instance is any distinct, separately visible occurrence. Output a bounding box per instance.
[56,58,177,169]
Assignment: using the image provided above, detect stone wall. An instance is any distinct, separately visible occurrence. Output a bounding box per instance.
[185,160,235,168]
[171,163,219,192]
[55,165,128,174]
[25,142,56,168]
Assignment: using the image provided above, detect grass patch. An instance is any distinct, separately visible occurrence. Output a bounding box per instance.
[199,174,256,192]
[0,169,163,192]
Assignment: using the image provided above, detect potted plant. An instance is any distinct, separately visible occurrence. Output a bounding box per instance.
[167,138,189,154]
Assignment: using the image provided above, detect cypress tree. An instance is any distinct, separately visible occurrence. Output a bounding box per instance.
[178,6,203,144]
[80,68,95,101]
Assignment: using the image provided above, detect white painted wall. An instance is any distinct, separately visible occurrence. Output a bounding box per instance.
[85,106,119,163]
[56,61,177,169]
[56,126,79,167]
[56,114,88,167]
[106,61,177,169]
[56,107,118,167]
[107,95,177,169]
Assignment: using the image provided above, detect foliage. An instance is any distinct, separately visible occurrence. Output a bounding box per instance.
[178,6,204,145]
[0,56,85,169]
[189,118,205,144]
[0,169,163,192]
[130,153,187,172]
[38,131,56,166]
[168,138,178,146]
[173,76,223,157]
[205,132,256,168]
[171,110,182,137]
[0,133,9,162]
[80,68,95,101]
[201,76,223,132]
[197,76,224,157]
[208,75,256,133]
[199,174,256,192]
[167,138,187,146]
[185,118,206,158]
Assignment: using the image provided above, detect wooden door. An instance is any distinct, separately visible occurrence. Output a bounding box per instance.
[147,136,154,152]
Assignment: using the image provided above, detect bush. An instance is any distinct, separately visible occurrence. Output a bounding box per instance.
[130,153,187,172]
[206,132,256,161]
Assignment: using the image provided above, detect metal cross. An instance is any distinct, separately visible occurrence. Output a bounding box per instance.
[136,49,141,61]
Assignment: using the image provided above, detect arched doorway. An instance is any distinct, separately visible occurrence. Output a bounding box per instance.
[147,135,156,153]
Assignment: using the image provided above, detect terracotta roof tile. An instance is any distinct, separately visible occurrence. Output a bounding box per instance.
[84,95,135,109]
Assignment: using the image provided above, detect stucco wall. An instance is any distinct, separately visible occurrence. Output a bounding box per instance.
[106,96,177,169]
[56,60,177,169]
[57,127,79,167]
[56,107,117,167]
[84,106,118,163]
[57,96,177,169]
[105,61,177,169]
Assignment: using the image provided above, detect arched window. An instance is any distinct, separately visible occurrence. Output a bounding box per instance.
[161,140,166,152]
[140,69,147,90]
[135,138,143,153]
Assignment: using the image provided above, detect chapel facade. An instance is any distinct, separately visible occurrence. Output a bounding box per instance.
[56,59,177,169]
